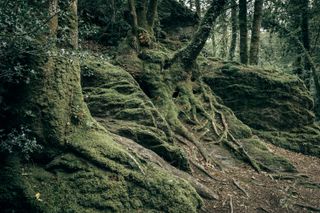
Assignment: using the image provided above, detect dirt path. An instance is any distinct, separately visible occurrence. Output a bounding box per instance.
[189,143,320,212]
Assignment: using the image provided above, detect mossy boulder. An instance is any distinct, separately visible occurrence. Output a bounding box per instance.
[202,61,320,157]
[203,63,315,131]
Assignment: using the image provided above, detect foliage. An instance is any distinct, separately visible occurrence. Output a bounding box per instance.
[0,126,42,160]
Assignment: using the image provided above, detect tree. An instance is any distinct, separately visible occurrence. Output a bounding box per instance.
[128,0,158,47]
[229,0,238,61]
[249,0,264,65]
[166,0,227,68]
[301,0,311,87]
[195,0,201,17]
[239,0,248,64]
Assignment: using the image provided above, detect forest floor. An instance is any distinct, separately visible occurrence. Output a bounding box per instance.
[81,41,320,212]
[191,142,320,212]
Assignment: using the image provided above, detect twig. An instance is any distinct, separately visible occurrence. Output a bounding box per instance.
[229,196,234,213]
[232,178,249,197]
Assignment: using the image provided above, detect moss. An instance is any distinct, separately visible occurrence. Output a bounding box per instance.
[203,61,315,131]
[256,124,320,157]
[22,126,202,212]
[202,60,320,157]
[241,138,297,173]
[81,58,190,170]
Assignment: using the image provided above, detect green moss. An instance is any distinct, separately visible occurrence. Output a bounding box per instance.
[256,124,320,157]
[241,138,297,173]
[0,126,202,212]
[203,61,315,131]
[81,58,190,170]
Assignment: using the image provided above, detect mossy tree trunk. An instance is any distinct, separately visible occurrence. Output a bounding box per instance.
[239,0,248,64]
[25,0,84,145]
[166,0,227,69]
[127,0,158,48]
[249,0,264,65]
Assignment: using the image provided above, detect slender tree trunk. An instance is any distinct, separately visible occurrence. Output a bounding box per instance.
[229,0,238,61]
[212,28,217,57]
[249,0,263,65]
[195,0,201,17]
[219,10,228,59]
[239,0,248,64]
[166,0,227,68]
[189,0,193,10]
[128,0,139,35]
[147,0,158,30]
[301,0,311,88]
[136,0,148,28]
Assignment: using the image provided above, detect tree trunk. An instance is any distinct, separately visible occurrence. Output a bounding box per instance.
[212,28,217,57]
[167,0,227,68]
[249,0,263,65]
[128,0,139,35]
[27,0,84,144]
[229,0,238,61]
[195,0,201,17]
[219,10,228,59]
[239,0,248,64]
[147,0,158,29]
[301,0,311,88]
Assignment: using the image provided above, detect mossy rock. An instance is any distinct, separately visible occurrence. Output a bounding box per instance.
[202,61,320,157]
[255,123,320,157]
[203,62,315,131]
[81,57,190,170]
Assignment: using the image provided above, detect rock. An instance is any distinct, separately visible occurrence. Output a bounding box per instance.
[203,63,315,131]
[203,61,320,157]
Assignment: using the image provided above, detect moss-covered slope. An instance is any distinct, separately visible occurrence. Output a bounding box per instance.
[111,48,297,173]
[202,61,320,157]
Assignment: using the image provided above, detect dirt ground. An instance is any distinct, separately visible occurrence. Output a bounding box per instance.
[187,142,320,212]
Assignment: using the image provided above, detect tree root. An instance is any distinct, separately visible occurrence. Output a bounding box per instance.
[294,203,320,212]
[190,159,219,181]
[232,178,249,197]
[229,196,234,213]
[114,134,219,200]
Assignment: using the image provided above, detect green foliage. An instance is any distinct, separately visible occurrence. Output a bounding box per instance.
[0,126,42,160]
[0,0,51,84]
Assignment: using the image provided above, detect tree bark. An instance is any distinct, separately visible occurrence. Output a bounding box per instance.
[167,0,227,68]
[239,0,248,64]
[219,10,228,59]
[301,0,311,87]
[229,0,238,61]
[128,0,139,35]
[195,0,201,17]
[249,0,263,65]
[147,0,158,30]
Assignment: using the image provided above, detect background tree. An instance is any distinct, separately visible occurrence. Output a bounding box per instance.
[239,0,248,64]
[249,0,264,65]
[229,0,238,61]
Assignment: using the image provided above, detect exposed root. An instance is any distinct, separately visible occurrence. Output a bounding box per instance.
[115,134,219,200]
[294,203,320,212]
[223,139,261,173]
[229,196,234,213]
[190,159,219,181]
[127,152,145,175]
[232,178,249,197]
